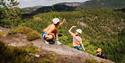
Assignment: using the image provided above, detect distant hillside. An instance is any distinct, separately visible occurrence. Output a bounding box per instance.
[117,8,125,12]
[81,0,125,8]
[21,2,81,18]
[21,1,125,18]
[22,6,42,14]
[22,0,125,14]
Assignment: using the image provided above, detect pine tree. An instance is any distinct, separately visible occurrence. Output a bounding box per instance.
[0,0,21,27]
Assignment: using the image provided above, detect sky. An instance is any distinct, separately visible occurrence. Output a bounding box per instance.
[19,0,89,8]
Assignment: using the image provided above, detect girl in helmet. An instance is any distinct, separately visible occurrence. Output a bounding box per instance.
[42,18,64,44]
[96,48,107,59]
[69,26,85,50]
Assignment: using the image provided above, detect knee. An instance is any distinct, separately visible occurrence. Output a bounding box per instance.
[46,34,55,40]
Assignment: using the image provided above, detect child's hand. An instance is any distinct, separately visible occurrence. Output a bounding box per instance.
[59,18,65,26]
[71,26,76,28]
[62,18,66,22]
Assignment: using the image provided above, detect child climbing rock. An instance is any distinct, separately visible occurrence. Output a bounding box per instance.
[68,26,85,51]
[96,48,107,59]
[42,18,64,44]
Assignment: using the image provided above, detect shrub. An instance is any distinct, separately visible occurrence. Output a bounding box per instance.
[27,31,41,41]
[0,7,22,27]
[13,26,32,34]
[9,26,40,41]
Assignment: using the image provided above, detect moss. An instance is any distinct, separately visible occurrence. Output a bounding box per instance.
[0,31,5,38]
[0,41,38,63]
[13,26,33,34]
[85,59,97,63]
[27,30,41,41]
[9,26,41,41]
[25,45,40,53]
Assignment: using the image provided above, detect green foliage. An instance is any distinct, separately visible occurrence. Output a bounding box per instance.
[0,0,19,8]
[83,39,97,55]
[20,8,125,63]
[20,16,46,32]
[1,7,125,63]
[12,26,33,34]
[0,0,21,27]
[0,7,22,27]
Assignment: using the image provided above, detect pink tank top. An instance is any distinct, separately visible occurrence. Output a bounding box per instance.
[73,35,82,46]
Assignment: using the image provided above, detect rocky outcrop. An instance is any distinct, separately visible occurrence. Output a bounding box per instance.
[0,33,114,63]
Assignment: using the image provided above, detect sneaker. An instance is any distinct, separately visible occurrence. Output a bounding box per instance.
[56,40,62,45]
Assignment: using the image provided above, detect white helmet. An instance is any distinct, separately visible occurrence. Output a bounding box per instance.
[76,29,82,34]
[52,18,60,24]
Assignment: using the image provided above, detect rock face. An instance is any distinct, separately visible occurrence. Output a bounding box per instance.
[0,34,114,63]
[0,37,114,63]
[32,40,114,63]
[0,27,114,63]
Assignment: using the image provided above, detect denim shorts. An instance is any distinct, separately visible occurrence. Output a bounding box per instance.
[73,46,82,50]
[41,32,47,39]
